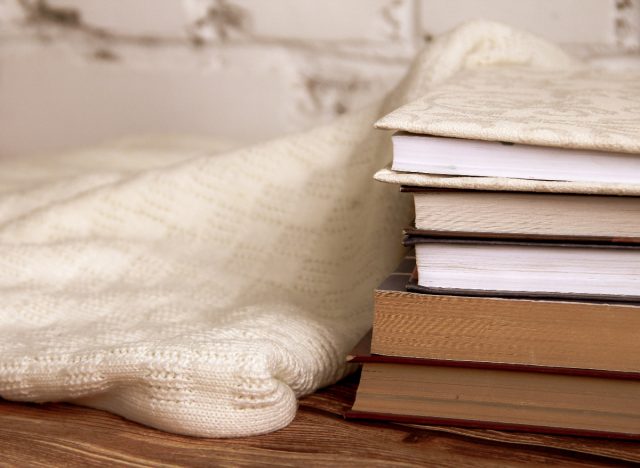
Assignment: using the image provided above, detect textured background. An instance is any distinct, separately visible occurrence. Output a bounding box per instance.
[1,0,640,157]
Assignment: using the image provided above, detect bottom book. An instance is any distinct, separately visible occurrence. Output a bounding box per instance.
[346,334,640,439]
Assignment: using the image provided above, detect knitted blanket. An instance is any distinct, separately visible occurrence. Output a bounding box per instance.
[0,22,576,437]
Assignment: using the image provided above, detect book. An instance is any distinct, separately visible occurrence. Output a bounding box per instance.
[375,67,640,191]
[405,187,640,242]
[406,236,640,302]
[389,132,640,184]
[347,349,640,439]
[376,67,640,156]
[372,260,640,375]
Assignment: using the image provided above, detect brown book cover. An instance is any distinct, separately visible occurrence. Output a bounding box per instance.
[404,235,640,303]
[372,256,640,377]
[347,333,640,439]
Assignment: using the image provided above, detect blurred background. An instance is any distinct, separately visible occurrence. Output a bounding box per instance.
[1,0,639,158]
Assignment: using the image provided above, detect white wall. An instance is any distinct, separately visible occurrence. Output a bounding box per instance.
[1,0,639,157]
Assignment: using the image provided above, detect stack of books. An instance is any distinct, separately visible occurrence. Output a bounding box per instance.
[346,131,640,438]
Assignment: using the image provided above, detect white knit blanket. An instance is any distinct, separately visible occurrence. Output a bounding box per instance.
[0,22,576,437]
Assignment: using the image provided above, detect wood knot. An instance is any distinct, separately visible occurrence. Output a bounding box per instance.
[402,433,423,444]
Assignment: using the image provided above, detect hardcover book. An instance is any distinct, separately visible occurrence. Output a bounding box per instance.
[374,66,640,195]
[371,255,640,375]
[405,236,640,302]
[404,187,640,242]
[348,341,640,439]
[376,67,640,154]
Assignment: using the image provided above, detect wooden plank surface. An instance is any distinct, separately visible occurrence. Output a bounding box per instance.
[1,372,639,467]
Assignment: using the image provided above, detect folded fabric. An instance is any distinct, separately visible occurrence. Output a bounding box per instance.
[0,21,579,437]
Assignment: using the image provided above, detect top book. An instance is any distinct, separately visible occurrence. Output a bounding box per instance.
[376,67,640,183]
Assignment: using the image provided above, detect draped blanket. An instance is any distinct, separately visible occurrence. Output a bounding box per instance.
[0,22,576,437]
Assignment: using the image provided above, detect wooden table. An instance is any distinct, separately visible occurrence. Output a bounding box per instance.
[1,372,638,467]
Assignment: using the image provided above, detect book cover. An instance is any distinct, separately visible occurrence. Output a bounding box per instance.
[375,67,640,154]
[347,354,640,439]
[374,165,640,196]
[373,67,640,193]
[372,256,640,376]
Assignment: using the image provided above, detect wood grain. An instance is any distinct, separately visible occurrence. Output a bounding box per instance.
[1,372,639,467]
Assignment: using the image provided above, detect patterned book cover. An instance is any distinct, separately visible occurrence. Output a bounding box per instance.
[376,67,640,154]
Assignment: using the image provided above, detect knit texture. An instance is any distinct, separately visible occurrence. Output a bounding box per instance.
[0,21,576,437]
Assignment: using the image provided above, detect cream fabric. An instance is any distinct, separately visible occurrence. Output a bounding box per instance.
[0,21,579,437]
